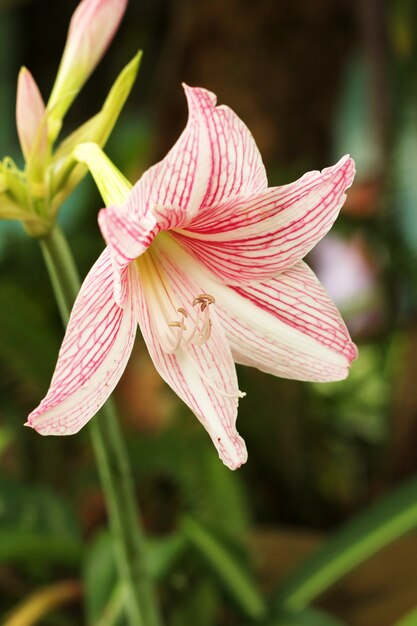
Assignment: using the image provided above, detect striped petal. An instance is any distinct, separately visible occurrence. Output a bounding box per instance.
[26,248,137,435]
[174,156,355,283]
[128,85,267,221]
[98,203,187,305]
[217,262,357,381]
[156,235,356,382]
[134,245,247,470]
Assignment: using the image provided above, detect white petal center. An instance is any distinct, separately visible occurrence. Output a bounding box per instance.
[136,246,245,401]
[136,250,214,354]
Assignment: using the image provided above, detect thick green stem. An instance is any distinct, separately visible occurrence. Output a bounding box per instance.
[39,225,162,626]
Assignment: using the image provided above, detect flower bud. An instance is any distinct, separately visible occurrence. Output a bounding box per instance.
[47,0,128,137]
[16,67,47,164]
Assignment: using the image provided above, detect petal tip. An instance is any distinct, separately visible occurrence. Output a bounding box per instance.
[337,154,356,189]
[182,84,217,109]
[25,411,48,435]
[349,340,359,363]
[217,434,248,470]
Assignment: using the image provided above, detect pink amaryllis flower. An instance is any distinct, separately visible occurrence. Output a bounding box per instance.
[27,86,357,470]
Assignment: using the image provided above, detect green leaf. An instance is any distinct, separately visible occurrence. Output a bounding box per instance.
[273,475,417,613]
[84,531,122,626]
[0,478,81,568]
[0,531,81,567]
[127,421,250,536]
[170,579,219,626]
[264,607,346,626]
[146,534,187,581]
[84,530,187,625]
[0,478,80,538]
[395,605,417,626]
[180,516,267,621]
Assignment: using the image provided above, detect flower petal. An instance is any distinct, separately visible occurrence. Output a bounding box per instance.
[216,263,357,381]
[157,236,356,382]
[98,203,187,305]
[98,203,157,274]
[127,85,267,220]
[27,248,137,435]
[174,156,355,283]
[134,245,247,470]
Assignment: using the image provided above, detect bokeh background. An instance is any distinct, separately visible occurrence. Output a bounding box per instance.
[1,0,417,624]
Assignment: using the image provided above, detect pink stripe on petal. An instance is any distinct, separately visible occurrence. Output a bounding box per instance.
[98,204,156,267]
[233,261,358,364]
[183,86,268,213]
[99,203,188,305]
[215,266,356,382]
[155,236,356,382]
[174,156,355,283]
[27,248,137,435]
[126,86,267,221]
[134,248,247,470]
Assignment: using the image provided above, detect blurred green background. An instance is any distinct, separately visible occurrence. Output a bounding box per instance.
[1,0,417,624]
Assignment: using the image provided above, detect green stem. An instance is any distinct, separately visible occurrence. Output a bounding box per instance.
[39,225,162,626]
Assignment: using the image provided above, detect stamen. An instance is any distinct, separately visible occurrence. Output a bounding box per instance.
[168,307,188,352]
[193,294,216,311]
[167,293,216,352]
[166,292,245,400]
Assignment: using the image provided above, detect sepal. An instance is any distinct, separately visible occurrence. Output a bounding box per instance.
[73,143,132,206]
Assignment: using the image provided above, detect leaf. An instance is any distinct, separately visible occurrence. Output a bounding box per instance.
[0,478,81,566]
[272,474,417,613]
[127,421,250,536]
[83,531,122,626]
[263,607,346,626]
[146,534,187,581]
[0,532,81,567]
[84,530,187,625]
[3,580,82,626]
[170,579,219,626]
[395,605,417,626]
[0,478,80,538]
[180,516,267,621]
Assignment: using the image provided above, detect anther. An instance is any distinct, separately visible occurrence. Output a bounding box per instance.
[168,321,186,329]
[193,293,216,311]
